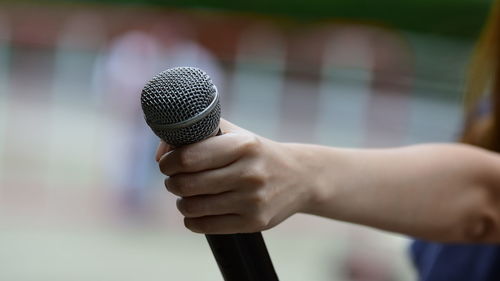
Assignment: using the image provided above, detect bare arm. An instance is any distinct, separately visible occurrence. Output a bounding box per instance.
[292,143,500,242]
[156,120,500,242]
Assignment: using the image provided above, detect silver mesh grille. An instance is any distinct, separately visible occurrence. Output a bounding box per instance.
[141,67,221,146]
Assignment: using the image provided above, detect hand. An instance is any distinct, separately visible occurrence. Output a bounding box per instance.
[156,119,313,234]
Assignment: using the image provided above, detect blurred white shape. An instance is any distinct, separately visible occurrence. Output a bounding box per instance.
[317,25,373,147]
[161,40,222,87]
[229,24,285,139]
[105,31,162,109]
[95,21,223,220]
[97,30,162,197]
[151,18,223,86]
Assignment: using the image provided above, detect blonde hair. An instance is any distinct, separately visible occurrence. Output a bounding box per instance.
[462,0,500,151]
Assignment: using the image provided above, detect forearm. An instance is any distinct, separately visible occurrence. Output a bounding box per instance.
[289,143,500,242]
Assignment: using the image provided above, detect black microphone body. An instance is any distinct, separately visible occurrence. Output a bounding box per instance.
[141,67,279,281]
[207,232,278,281]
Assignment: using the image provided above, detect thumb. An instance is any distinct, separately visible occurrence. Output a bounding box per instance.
[156,119,248,161]
[155,141,172,162]
[219,118,248,134]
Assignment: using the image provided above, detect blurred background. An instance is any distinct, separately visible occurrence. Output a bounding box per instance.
[0,0,492,280]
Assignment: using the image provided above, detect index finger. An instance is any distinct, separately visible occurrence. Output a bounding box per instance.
[158,132,253,176]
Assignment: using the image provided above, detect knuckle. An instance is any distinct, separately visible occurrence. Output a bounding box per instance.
[248,189,267,206]
[178,199,198,217]
[241,135,261,155]
[158,160,169,175]
[248,214,269,231]
[164,177,172,191]
[168,176,192,196]
[242,166,266,186]
[185,218,209,233]
[184,218,200,233]
[178,149,196,169]
[243,190,269,218]
[165,177,176,192]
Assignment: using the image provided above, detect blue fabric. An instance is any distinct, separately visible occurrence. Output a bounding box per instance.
[410,240,500,281]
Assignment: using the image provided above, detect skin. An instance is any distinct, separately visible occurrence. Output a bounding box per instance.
[156,119,500,243]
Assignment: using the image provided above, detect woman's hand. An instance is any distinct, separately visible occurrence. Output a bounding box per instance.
[155,119,500,242]
[156,119,313,234]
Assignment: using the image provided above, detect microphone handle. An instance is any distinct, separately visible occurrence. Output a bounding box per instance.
[205,232,279,281]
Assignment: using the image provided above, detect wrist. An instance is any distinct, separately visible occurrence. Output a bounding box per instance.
[282,143,340,216]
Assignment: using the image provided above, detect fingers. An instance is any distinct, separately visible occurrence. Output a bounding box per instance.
[166,169,234,197]
[158,132,261,176]
[184,215,244,234]
[164,157,267,196]
[176,192,245,218]
[184,214,269,234]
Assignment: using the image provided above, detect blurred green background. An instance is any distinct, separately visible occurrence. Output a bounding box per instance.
[0,1,493,280]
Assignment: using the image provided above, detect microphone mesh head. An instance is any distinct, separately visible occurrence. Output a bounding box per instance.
[141,67,221,146]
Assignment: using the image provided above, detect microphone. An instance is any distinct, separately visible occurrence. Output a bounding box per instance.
[141,67,279,281]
